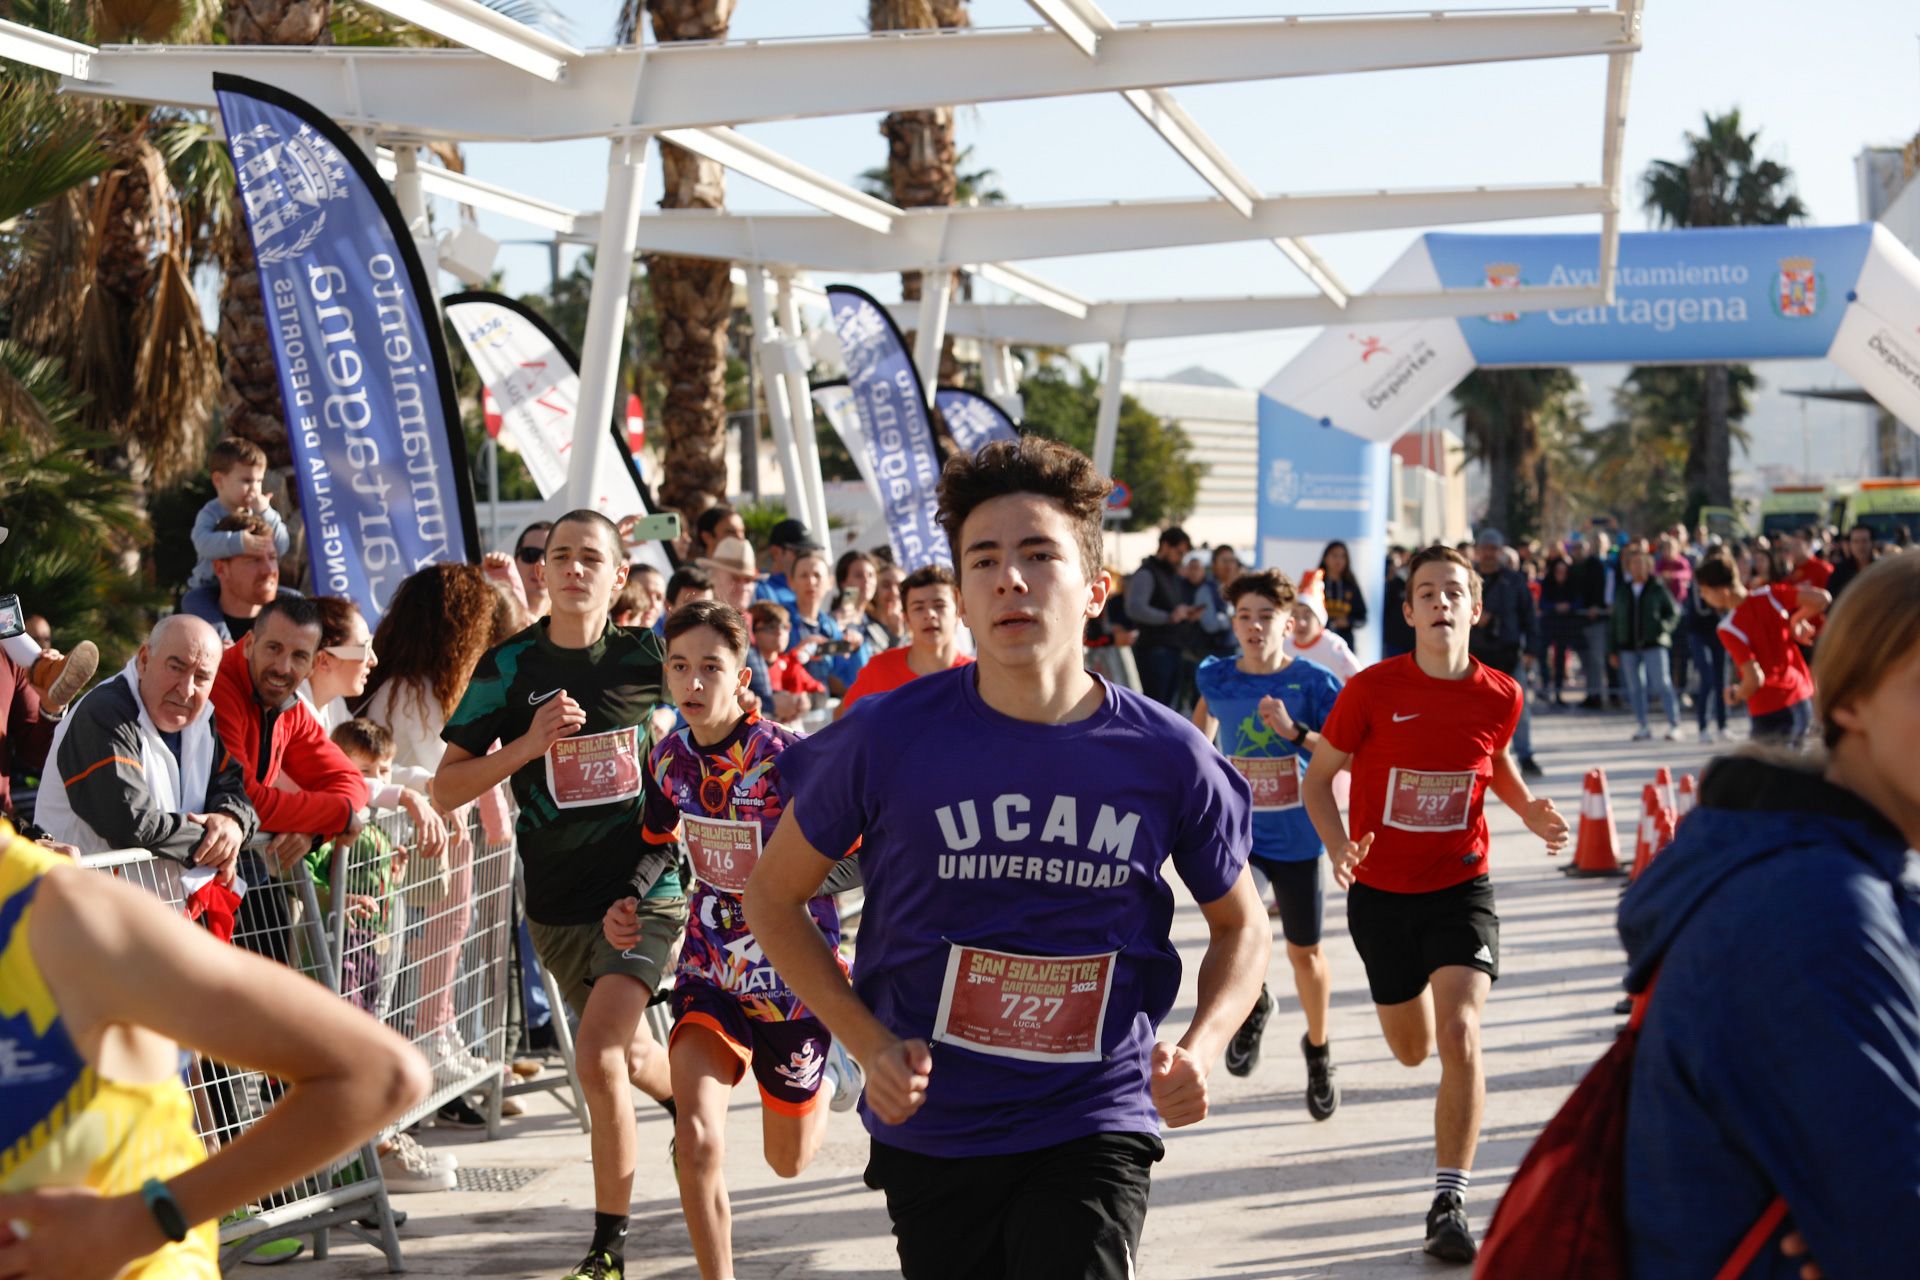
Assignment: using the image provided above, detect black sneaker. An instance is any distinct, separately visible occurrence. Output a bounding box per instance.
[1223,983,1274,1078]
[1424,1190,1477,1264]
[435,1097,487,1130]
[1519,755,1544,780]
[1302,1035,1339,1121]
[559,1250,623,1280]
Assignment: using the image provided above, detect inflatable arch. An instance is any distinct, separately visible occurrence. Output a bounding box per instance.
[1257,224,1920,664]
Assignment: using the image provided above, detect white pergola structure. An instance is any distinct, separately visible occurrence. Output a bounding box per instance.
[4,1,1642,542]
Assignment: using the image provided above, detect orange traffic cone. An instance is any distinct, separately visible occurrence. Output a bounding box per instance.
[1654,765,1676,816]
[1629,782,1663,881]
[1676,773,1699,820]
[1653,805,1677,859]
[1568,768,1625,877]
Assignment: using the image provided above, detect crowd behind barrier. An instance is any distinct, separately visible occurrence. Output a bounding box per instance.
[78,799,524,1272]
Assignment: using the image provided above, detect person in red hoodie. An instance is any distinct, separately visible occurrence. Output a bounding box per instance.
[210,596,369,894]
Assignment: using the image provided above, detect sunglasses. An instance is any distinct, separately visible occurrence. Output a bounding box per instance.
[324,642,374,661]
[516,546,545,565]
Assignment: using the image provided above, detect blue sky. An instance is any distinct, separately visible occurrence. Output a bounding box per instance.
[454,0,1920,479]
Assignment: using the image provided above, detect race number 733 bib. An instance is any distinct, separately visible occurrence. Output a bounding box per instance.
[544,725,644,811]
[1383,767,1477,833]
[1230,755,1302,812]
[932,944,1118,1064]
[684,816,762,894]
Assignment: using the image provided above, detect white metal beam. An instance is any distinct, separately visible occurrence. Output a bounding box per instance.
[1024,0,1104,58]
[969,262,1090,319]
[912,285,1606,347]
[567,135,648,510]
[657,127,900,234]
[52,10,1638,142]
[1119,86,1262,217]
[353,0,581,81]
[0,17,92,78]
[601,184,1616,273]
[375,148,581,233]
[1271,237,1352,310]
[1596,0,1642,303]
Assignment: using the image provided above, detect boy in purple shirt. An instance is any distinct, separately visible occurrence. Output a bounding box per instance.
[747,437,1269,1280]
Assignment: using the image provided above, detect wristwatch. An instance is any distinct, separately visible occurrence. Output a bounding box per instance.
[140,1178,188,1244]
[1291,722,1310,746]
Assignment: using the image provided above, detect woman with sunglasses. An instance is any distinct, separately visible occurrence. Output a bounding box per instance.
[512,521,553,619]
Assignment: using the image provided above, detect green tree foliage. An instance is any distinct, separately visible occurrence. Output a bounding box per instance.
[1451,368,1584,543]
[1583,365,1755,534]
[1016,359,1201,532]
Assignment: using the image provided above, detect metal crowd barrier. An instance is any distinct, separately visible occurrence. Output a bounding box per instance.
[79,843,406,1271]
[78,797,523,1272]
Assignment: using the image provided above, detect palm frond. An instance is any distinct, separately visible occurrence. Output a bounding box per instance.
[0,85,115,227]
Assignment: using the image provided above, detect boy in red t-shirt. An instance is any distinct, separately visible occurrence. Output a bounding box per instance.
[1695,551,1829,746]
[1303,545,1568,1266]
[836,564,972,715]
[748,602,827,700]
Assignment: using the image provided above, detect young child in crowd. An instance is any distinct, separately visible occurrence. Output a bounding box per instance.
[306,719,408,1020]
[748,602,826,700]
[188,438,289,590]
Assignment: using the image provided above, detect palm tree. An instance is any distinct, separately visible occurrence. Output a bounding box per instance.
[1587,365,1755,532]
[629,0,737,525]
[868,0,968,385]
[1642,109,1805,518]
[1451,368,1583,542]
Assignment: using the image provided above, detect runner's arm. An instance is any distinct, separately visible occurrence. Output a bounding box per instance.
[1172,870,1270,1068]
[1191,695,1215,740]
[8,861,429,1274]
[744,807,895,1062]
[1303,742,1353,854]
[433,692,583,809]
[1490,748,1569,854]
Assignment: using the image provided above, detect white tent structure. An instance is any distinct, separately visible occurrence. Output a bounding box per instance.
[2,1,1644,543]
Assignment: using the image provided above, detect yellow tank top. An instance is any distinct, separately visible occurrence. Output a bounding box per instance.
[0,823,218,1277]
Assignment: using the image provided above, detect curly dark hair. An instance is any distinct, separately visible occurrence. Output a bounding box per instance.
[358,563,504,722]
[936,436,1111,581]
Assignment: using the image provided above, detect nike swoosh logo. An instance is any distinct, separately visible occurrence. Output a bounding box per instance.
[1392,712,1420,722]
[527,688,562,706]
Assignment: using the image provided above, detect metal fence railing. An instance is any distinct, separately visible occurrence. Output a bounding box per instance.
[78,795,526,1271]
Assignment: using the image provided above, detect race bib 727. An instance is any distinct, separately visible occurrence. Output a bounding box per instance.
[932,944,1117,1064]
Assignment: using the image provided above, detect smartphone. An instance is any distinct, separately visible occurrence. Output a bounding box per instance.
[0,595,22,641]
[620,512,682,544]
[836,588,860,615]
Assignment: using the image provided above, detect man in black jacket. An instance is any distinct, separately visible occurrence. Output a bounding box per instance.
[1126,526,1200,707]
[1470,531,1543,778]
[1568,532,1619,710]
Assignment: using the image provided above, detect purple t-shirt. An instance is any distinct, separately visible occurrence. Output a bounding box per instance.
[775,665,1252,1157]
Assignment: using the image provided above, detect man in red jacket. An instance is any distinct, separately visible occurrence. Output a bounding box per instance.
[210,596,368,878]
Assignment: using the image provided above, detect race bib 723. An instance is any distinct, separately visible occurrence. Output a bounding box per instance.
[544,726,644,810]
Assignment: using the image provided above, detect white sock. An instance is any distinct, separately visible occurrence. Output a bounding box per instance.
[1436,1167,1470,1201]
[2,633,42,669]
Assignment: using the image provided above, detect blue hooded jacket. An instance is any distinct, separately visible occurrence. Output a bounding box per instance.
[1619,754,1920,1278]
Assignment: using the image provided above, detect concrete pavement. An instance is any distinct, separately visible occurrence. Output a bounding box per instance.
[311,705,1717,1279]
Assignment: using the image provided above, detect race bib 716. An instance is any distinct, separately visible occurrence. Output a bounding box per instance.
[684,816,762,894]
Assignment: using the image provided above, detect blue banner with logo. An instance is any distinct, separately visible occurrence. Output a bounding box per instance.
[1426,225,1874,366]
[935,386,1020,454]
[215,75,478,624]
[826,284,952,570]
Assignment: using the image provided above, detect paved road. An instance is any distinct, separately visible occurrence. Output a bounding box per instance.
[317,706,1715,1278]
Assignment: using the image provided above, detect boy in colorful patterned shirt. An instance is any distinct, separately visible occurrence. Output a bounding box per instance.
[604,600,857,1280]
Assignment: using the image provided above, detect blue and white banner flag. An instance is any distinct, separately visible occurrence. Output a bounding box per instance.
[935,386,1020,454]
[825,284,951,570]
[215,75,478,623]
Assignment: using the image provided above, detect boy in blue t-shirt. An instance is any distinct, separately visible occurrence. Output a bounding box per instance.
[1192,568,1344,1120]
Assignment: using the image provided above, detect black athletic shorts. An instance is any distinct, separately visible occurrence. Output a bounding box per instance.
[1251,855,1324,948]
[1346,874,1500,1006]
[864,1131,1163,1280]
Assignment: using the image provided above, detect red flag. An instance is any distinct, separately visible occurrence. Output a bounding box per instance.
[482,386,503,440]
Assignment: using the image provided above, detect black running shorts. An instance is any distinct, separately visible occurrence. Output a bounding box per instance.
[864,1132,1163,1280]
[1251,855,1325,948]
[1346,875,1500,1006]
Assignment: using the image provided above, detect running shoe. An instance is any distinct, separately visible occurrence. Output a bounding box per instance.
[434,1097,487,1130]
[1631,727,1653,742]
[559,1249,623,1280]
[1423,1190,1477,1264]
[391,1130,456,1172]
[378,1138,455,1193]
[1302,1034,1339,1121]
[28,640,97,712]
[826,1038,866,1113]
[1519,756,1544,780]
[1663,725,1684,741]
[1223,983,1273,1078]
